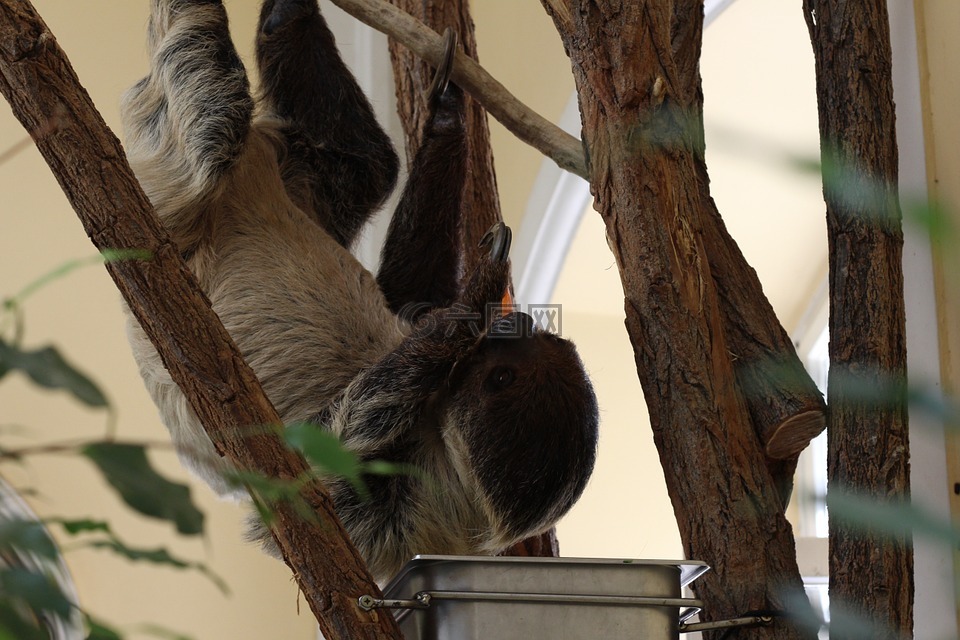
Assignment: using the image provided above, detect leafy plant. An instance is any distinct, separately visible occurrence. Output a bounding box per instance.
[0,252,413,639]
[0,253,212,639]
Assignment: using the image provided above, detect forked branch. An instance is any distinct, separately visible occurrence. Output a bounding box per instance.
[327,0,589,178]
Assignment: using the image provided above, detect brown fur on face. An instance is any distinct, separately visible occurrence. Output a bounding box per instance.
[122,0,598,583]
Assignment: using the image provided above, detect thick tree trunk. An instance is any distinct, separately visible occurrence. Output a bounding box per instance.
[803,1,913,637]
[0,3,400,638]
[672,0,826,491]
[386,0,502,266]
[542,2,815,638]
[386,0,559,559]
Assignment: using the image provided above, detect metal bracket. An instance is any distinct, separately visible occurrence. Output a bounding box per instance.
[359,590,702,612]
[679,614,774,633]
[358,593,432,612]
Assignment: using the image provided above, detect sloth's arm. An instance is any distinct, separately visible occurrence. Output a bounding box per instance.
[377,82,467,318]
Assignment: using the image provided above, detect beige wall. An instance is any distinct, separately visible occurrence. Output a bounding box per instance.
[915,0,960,622]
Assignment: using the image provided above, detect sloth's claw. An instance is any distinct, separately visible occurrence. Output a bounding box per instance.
[479,222,512,263]
[427,28,458,103]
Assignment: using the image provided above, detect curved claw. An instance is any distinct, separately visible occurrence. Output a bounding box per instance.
[479,222,513,263]
[427,28,458,103]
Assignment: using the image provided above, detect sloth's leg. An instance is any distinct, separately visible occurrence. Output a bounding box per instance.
[256,0,399,248]
[121,0,253,251]
[377,30,467,319]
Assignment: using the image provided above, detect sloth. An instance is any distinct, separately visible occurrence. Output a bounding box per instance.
[121,0,599,582]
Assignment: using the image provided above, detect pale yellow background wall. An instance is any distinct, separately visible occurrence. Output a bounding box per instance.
[915,0,960,617]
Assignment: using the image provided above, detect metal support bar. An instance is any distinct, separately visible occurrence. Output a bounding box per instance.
[679,615,773,633]
[359,590,703,612]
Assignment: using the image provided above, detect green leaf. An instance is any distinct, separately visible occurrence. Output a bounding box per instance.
[51,517,225,591]
[53,518,112,537]
[0,519,59,561]
[84,614,123,640]
[0,567,73,620]
[903,197,954,242]
[135,623,195,640]
[0,340,107,407]
[80,444,204,535]
[0,601,47,640]
[83,540,227,595]
[362,460,419,479]
[284,423,374,499]
[223,470,300,503]
[225,470,315,527]
[11,250,153,308]
[284,423,361,481]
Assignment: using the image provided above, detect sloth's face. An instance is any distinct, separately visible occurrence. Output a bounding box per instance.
[444,312,599,538]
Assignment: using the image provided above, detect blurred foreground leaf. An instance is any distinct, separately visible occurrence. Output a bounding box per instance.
[0,567,73,620]
[80,444,203,535]
[0,340,107,407]
[0,600,48,640]
[284,423,360,481]
[137,623,195,640]
[829,490,960,546]
[84,615,123,640]
[51,518,227,594]
[0,519,58,561]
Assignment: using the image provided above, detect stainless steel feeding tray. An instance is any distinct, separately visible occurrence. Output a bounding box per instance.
[376,556,709,640]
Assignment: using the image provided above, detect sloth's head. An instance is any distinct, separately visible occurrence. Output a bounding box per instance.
[444,311,599,540]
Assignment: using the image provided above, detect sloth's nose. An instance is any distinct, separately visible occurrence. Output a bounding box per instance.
[490,311,535,338]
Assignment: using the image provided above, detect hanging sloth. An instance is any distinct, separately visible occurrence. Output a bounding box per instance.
[121,0,598,582]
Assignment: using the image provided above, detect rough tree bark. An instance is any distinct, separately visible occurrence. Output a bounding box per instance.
[804,1,913,637]
[385,0,558,558]
[671,0,815,502]
[541,1,816,638]
[0,3,401,638]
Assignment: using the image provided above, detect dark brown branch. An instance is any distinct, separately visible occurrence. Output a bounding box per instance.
[386,0,502,269]
[673,0,826,473]
[0,3,400,638]
[385,0,559,559]
[804,0,913,637]
[541,1,815,637]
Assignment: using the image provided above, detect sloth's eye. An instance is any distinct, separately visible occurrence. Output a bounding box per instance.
[486,366,515,391]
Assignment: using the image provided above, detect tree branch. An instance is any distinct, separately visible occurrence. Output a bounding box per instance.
[804,0,912,636]
[384,0,561,557]
[385,0,504,270]
[327,0,588,178]
[0,3,400,638]
[541,1,815,637]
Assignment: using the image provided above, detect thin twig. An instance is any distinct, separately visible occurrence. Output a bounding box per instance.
[0,439,174,460]
[326,0,589,179]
